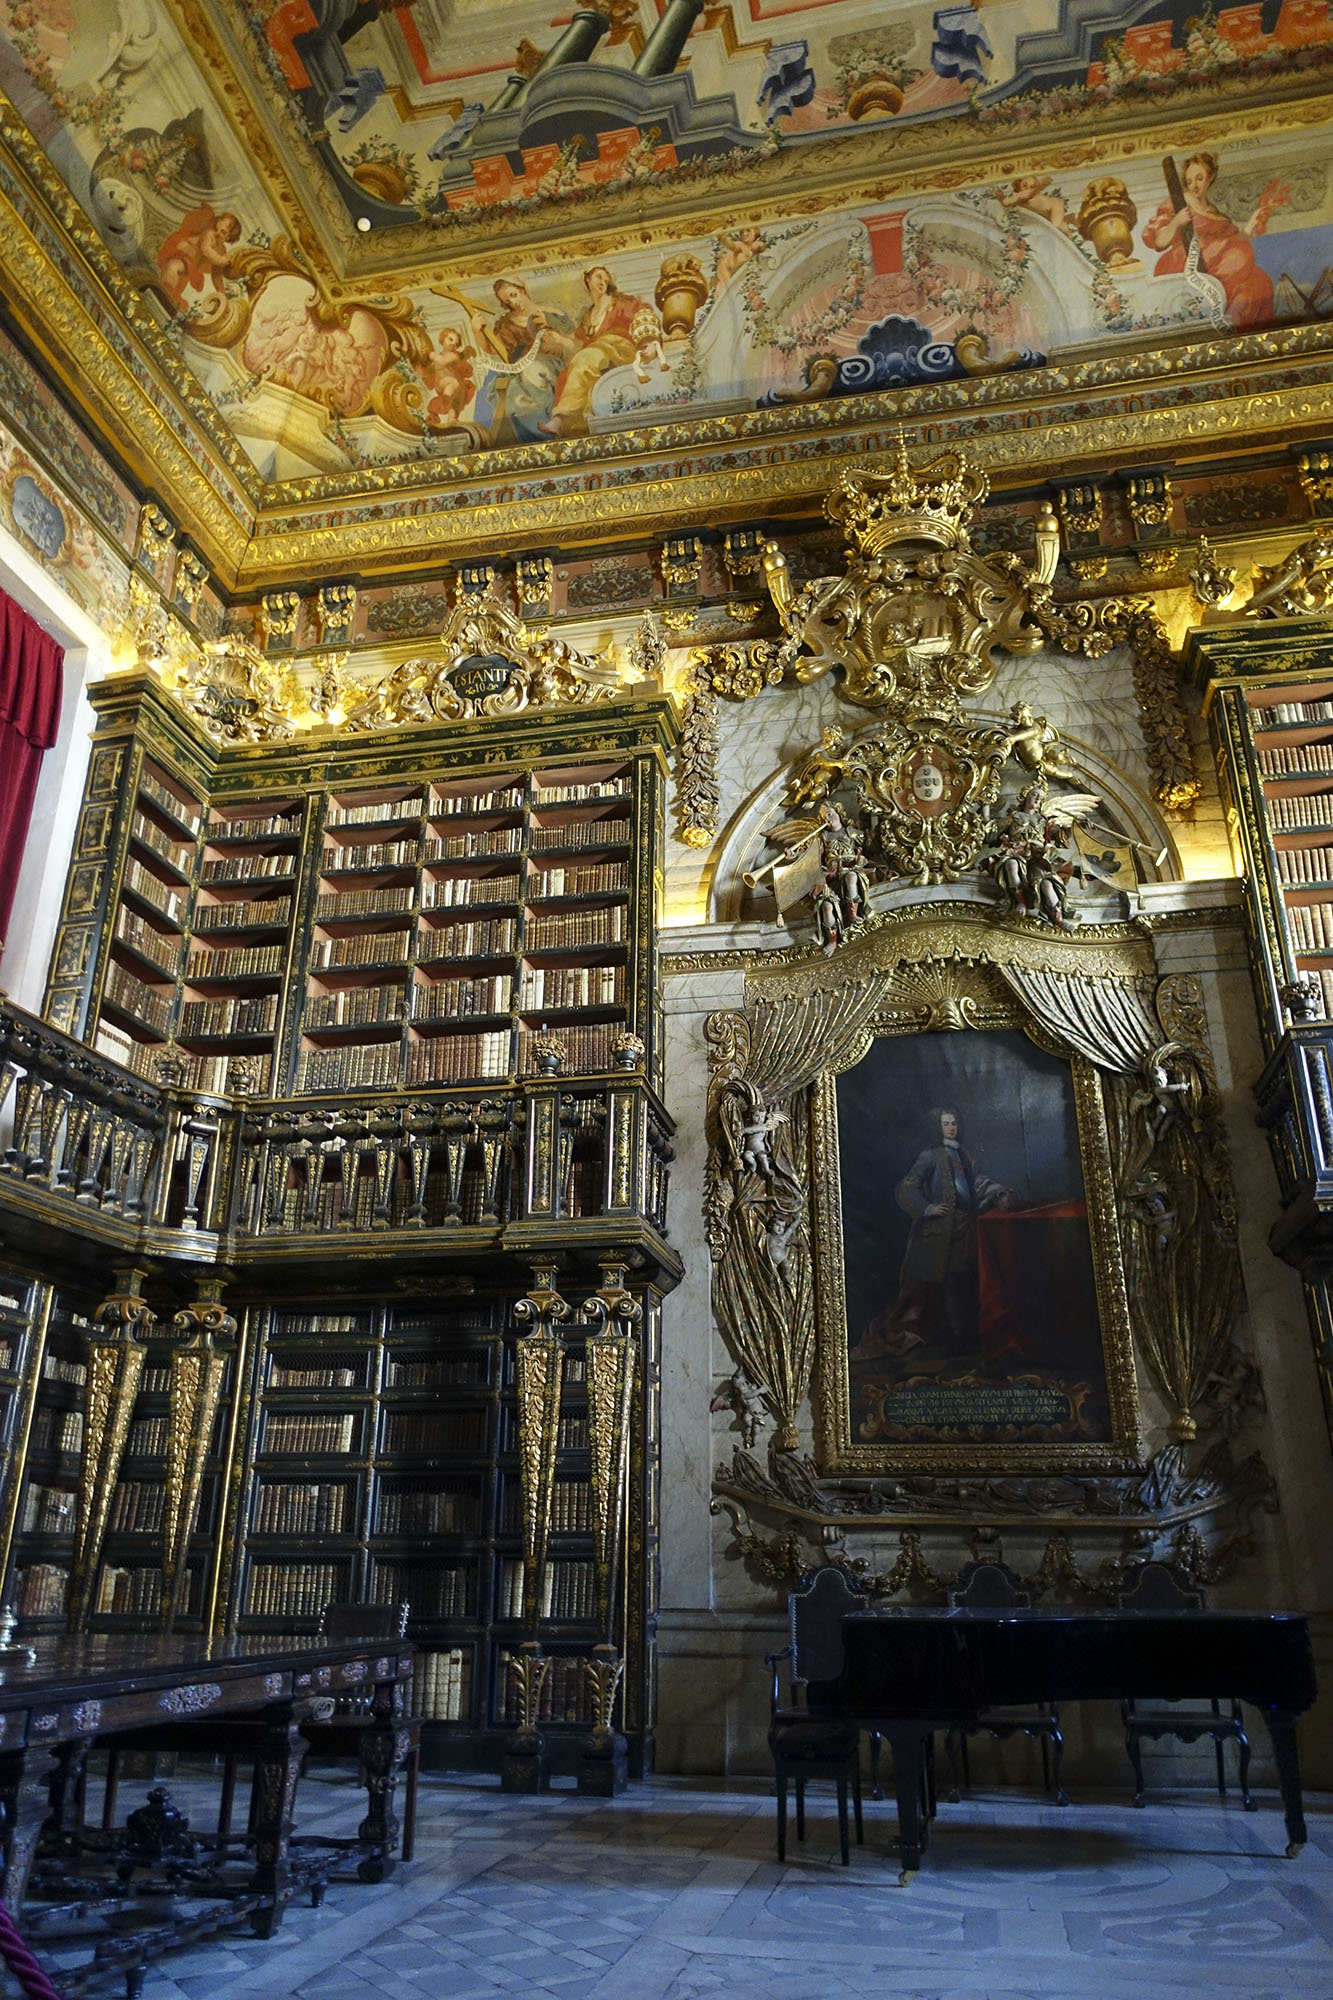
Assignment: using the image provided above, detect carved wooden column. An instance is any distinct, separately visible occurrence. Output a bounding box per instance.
[577,1259,641,1796]
[163,1278,237,1632]
[503,1262,568,1792]
[69,1269,155,1631]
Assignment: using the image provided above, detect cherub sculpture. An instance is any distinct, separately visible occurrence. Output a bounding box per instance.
[738,1105,788,1180]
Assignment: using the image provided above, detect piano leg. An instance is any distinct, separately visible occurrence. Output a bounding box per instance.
[884,1724,932,1883]
[1264,1709,1307,1857]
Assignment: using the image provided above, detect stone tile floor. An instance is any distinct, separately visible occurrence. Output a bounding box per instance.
[15,1770,1333,2000]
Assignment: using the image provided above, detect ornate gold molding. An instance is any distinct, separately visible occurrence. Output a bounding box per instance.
[513,1264,570,1634]
[70,1273,155,1631]
[163,1282,237,1633]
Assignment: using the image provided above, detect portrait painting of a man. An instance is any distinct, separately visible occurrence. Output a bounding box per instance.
[829,1028,1117,1453]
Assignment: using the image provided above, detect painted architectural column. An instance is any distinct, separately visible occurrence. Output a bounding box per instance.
[633,0,705,76]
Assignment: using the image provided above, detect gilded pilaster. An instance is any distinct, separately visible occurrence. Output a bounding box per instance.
[162,1280,237,1632]
[69,1272,155,1631]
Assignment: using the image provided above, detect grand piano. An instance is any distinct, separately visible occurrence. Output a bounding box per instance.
[839,1608,1317,1878]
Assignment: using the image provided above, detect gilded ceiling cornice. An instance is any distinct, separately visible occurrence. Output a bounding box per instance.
[0,135,253,578]
[238,370,1333,584]
[135,3,1333,289]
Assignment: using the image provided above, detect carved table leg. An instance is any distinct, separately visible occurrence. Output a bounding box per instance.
[1265,1709,1308,1856]
[45,1735,93,1857]
[883,1724,933,1884]
[0,1746,56,1907]
[356,1681,406,1884]
[247,1707,304,1937]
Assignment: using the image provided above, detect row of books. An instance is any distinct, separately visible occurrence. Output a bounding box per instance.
[201,853,295,884]
[326,796,423,828]
[271,1360,362,1387]
[412,973,513,1019]
[425,828,523,861]
[21,1483,75,1534]
[1266,792,1333,830]
[382,1409,488,1456]
[264,1411,357,1454]
[1258,744,1333,776]
[551,1480,593,1532]
[124,857,187,923]
[209,809,301,840]
[254,1480,352,1535]
[417,918,517,962]
[377,1486,479,1536]
[131,811,193,875]
[97,1565,162,1616]
[316,886,413,922]
[323,836,419,872]
[139,771,202,836]
[386,1355,489,1389]
[518,1023,616,1074]
[187,942,284,979]
[525,907,626,952]
[127,1415,170,1457]
[530,863,627,899]
[500,1652,596,1725]
[1255,699,1333,725]
[299,1042,402,1092]
[423,875,521,911]
[411,1649,473,1722]
[115,908,182,977]
[248,1560,344,1618]
[404,1031,510,1085]
[108,1481,166,1533]
[307,984,405,1029]
[433,784,525,817]
[370,1562,473,1617]
[536,780,631,805]
[42,1352,86,1386]
[1288,903,1333,953]
[1274,845,1333,884]
[272,1314,367,1334]
[96,1019,166,1073]
[530,819,628,853]
[180,991,279,1038]
[14,1563,68,1616]
[310,931,409,969]
[519,965,623,1011]
[32,1407,83,1453]
[497,1558,596,1621]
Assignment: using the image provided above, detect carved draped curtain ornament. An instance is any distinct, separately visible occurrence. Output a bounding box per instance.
[705,930,1248,1478]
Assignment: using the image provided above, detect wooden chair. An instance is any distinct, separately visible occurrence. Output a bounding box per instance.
[295,1600,421,1863]
[945,1559,1068,1805]
[767,1566,868,1865]
[1115,1560,1254,1810]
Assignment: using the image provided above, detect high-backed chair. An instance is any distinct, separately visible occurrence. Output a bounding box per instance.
[296,1600,421,1863]
[945,1559,1068,1805]
[1115,1560,1254,1810]
[767,1566,866,1864]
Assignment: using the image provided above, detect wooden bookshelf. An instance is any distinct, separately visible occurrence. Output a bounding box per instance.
[6,1292,88,1632]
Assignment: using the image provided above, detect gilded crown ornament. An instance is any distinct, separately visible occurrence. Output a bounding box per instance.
[824,436,990,558]
[761,435,1059,713]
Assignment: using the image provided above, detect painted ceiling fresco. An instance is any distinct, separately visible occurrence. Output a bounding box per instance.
[0,0,1331,484]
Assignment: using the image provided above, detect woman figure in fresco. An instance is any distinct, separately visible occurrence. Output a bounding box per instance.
[542,266,659,437]
[468,278,569,444]
[1141,151,1287,328]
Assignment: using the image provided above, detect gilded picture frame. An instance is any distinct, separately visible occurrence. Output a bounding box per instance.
[810,997,1142,1476]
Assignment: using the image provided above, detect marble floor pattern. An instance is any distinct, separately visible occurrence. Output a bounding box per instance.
[20,1770,1333,2000]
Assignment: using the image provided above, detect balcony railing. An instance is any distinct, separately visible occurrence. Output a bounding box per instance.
[0,999,674,1268]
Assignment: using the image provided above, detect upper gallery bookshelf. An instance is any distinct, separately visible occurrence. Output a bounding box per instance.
[47,674,670,1100]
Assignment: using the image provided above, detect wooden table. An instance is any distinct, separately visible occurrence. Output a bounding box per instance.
[0,1631,413,1992]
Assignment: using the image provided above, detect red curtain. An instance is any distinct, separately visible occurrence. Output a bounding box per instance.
[0,589,63,946]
